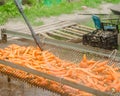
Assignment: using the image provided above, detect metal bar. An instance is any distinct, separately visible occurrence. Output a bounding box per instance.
[3,29,120,61]
[46,32,69,40]
[42,37,120,62]
[39,33,54,39]
[0,60,112,96]
[60,29,83,36]
[71,25,94,33]
[54,30,82,39]
[76,24,95,30]
[65,27,87,34]
[78,13,110,15]
[34,21,76,34]
[14,0,42,50]
[5,29,33,40]
[47,31,72,39]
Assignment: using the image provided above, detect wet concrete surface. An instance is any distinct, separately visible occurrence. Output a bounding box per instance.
[0,75,60,96]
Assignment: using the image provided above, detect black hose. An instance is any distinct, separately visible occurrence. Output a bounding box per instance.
[14,0,43,50]
[78,13,110,15]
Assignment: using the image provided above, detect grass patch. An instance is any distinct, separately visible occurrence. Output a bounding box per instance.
[0,0,120,25]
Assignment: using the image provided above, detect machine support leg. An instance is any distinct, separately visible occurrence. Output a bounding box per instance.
[1,29,7,43]
[7,76,11,82]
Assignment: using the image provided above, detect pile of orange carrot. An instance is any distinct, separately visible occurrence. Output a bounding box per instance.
[0,44,120,96]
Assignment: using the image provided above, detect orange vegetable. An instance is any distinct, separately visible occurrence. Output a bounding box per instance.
[0,44,120,96]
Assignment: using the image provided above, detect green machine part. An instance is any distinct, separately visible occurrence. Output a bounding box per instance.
[44,0,62,6]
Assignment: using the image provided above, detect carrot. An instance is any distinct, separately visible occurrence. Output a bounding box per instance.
[92,66,106,73]
[97,60,108,67]
[1,44,120,95]
[82,54,87,62]
[86,76,96,87]
[75,68,102,79]
[39,79,49,86]
[87,59,96,65]
[25,64,36,70]
[63,69,73,77]
[105,74,114,81]
[48,71,66,76]
[106,66,120,82]
[79,61,88,68]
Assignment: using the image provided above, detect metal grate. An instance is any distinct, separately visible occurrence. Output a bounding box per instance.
[1,21,120,96]
[0,38,120,96]
[40,36,120,63]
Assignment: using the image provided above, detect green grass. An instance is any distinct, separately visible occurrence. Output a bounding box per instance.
[0,1,19,24]
[0,0,120,25]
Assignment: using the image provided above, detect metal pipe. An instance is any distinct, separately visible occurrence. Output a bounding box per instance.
[14,0,43,50]
[78,13,110,15]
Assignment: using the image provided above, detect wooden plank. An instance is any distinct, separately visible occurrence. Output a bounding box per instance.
[53,30,74,38]
[34,21,75,30]
[70,25,93,33]
[46,31,72,40]
[45,34,69,40]
[76,24,95,30]
[70,25,95,34]
[53,30,81,39]
[34,21,67,31]
[38,33,54,39]
[64,27,87,35]
[35,23,76,34]
[59,29,83,37]
[34,21,75,34]
[63,28,84,35]
[2,21,95,43]
[3,21,76,35]
[66,38,82,43]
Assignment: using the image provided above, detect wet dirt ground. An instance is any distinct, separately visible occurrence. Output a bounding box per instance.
[0,75,60,96]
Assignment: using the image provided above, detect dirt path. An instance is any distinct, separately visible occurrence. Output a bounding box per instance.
[2,3,115,28]
[40,3,114,24]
